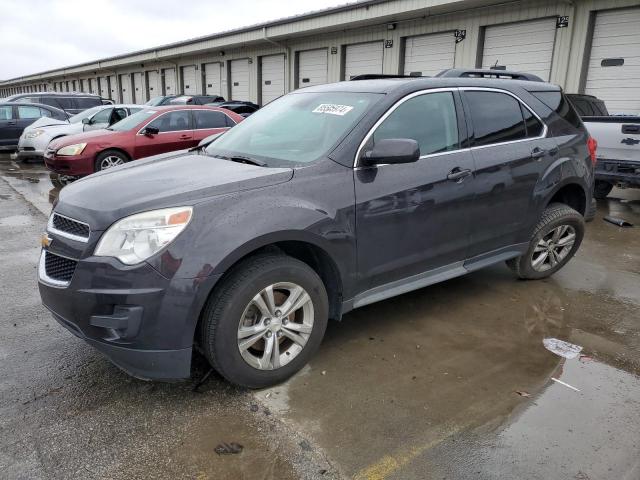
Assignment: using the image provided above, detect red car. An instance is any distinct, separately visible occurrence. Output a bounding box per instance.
[44,106,243,176]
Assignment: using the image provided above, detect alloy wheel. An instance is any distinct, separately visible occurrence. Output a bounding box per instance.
[237,282,314,370]
[531,224,576,272]
[99,155,125,170]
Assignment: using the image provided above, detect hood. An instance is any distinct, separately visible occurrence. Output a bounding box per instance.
[50,128,122,149]
[55,151,293,230]
[26,116,69,130]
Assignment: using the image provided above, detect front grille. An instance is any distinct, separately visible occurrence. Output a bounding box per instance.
[44,251,77,282]
[51,213,90,239]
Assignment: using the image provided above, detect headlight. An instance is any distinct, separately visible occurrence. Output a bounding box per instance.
[25,129,45,139]
[57,143,87,156]
[94,207,193,265]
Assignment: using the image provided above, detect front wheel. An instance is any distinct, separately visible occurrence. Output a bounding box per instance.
[200,253,328,388]
[95,149,128,172]
[507,203,584,280]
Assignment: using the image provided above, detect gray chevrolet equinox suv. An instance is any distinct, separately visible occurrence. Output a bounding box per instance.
[38,70,595,388]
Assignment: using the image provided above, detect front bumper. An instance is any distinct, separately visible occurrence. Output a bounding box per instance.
[44,150,95,176]
[38,247,221,381]
[17,135,46,160]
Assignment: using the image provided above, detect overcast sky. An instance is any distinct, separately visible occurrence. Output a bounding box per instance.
[0,0,349,80]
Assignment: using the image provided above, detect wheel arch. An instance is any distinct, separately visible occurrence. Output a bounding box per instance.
[95,147,132,163]
[545,182,588,216]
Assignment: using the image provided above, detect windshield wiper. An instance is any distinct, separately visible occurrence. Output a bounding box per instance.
[229,155,266,167]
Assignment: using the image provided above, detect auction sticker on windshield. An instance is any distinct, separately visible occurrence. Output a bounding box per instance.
[312,104,354,116]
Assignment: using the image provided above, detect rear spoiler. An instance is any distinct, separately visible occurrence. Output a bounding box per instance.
[435,68,544,82]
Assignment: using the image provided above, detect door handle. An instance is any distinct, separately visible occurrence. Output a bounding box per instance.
[622,124,640,134]
[7,121,16,126]
[447,167,472,182]
[179,134,192,140]
[531,147,547,159]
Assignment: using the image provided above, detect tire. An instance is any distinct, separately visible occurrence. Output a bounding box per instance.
[593,181,613,200]
[506,203,584,280]
[95,149,128,172]
[200,253,329,388]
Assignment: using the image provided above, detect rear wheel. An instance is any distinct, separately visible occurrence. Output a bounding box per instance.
[95,150,128,172]
[507,203,584,280]
[200,253,328,388]
[593,180,613,199]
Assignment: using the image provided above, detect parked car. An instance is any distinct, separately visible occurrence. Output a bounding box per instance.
[17,104,143,161]
[0,102,69,151]
[3,92,105,114]
[44,106,243,176]
[566,93,640,198]
[38,71,594,387]
[207,100,260,117]
[145,95,225,106]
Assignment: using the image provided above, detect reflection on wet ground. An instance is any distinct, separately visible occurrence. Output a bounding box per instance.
[2,154,639,479]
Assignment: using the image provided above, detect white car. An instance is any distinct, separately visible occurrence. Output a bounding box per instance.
[17,104,142,161]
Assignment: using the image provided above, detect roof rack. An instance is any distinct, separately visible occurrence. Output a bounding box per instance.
[349,74,426,81]
[435,68,544,82]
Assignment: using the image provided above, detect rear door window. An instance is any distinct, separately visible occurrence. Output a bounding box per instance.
[39,97,63,109]
[56,97,75,110]
[464,91,527,146]
[521,105,544,137]
[194,110,229,129]
[17,105,43,119]
[373,91,459,155]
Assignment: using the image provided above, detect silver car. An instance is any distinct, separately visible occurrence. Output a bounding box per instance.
[17,104,142,160]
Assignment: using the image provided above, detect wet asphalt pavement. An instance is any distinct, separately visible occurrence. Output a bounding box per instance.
[1,155,639,480]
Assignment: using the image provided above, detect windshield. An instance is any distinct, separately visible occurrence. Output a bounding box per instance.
[108,109,157,131]
[68,106,103,124]
[145,96,166,106]
[205,92,380,166]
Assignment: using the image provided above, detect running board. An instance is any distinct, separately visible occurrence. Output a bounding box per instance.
[347,244,527,310]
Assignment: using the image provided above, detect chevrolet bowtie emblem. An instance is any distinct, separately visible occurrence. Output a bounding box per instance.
[41,234,52,248]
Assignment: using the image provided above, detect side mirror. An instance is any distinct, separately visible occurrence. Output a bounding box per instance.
[361,138,420,166]
[81,118,91,125]
[142,126,160,136]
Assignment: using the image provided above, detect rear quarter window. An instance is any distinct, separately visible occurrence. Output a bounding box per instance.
[531,91,585,135]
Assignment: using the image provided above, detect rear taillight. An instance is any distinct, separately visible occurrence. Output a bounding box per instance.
[587,136,597,165]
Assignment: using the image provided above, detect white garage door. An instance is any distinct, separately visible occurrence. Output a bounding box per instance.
[88,78,96,94]
[133,72,144,103]
[120,74,133,104]
[108,75,117,100]
[481,18,557,81]
[99,78,109,98]
[298,49,328,88]
[163,68,176,95]
[231,59,250,100]
[181,66,197,95]
[404,32,456,77]
[204,63,222,96]
[261,54,285,105]
[344,41,384,80]
[585,7,640,113]
[147,71,159,98]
